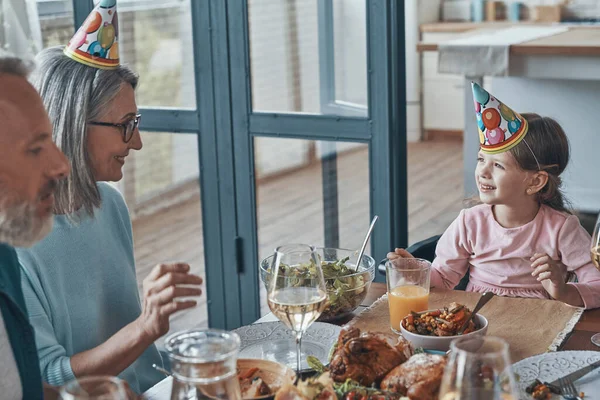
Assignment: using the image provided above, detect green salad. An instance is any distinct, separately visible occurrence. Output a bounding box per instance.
[275,256,371,320]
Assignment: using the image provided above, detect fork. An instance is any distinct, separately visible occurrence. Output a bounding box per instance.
[558,377,583,400]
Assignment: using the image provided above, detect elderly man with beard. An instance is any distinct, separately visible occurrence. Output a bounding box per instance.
[0,52,70,399]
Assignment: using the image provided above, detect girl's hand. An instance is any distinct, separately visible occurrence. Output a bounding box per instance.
[530,253,567,299]
[137,263,203,341]
[386,248,415,260]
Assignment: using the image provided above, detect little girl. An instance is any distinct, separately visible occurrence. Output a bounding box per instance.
[389,82,600,309]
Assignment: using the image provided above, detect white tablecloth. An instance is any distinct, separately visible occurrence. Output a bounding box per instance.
[143,376,172,400]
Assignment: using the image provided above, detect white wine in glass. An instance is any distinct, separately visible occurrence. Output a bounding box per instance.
[267,244,327,373]
[590,213,600,346]
[268,287,327,333]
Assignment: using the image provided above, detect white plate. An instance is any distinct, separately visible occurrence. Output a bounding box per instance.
[232,321,341,373]
[512,351,600,400]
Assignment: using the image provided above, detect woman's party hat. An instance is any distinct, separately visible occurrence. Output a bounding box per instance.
[471,82,528,154]
[63,0,119,69]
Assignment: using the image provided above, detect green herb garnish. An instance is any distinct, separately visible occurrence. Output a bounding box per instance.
[307,356,326,374]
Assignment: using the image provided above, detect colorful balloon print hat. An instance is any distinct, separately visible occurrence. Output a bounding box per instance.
[471,82,529,155]
[63,0,119,69]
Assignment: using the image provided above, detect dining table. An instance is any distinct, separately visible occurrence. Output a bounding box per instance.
[360,283,600,352]
[143,282,600,398]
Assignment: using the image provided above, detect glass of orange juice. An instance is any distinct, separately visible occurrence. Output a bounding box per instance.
[385,258,431,333]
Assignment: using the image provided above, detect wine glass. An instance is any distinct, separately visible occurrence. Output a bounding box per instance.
[439,336,520,400]
[60,376,128,399]
[590,213,600,346]
[267,244,328,373]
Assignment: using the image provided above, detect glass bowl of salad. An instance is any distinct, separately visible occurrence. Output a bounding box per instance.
[260,247,376,321]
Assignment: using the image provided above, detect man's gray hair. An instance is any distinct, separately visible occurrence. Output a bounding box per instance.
[31,46,138,217]
[0,50,33,78]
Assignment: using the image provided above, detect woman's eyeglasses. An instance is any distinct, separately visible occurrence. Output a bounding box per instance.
[89,114,142,143]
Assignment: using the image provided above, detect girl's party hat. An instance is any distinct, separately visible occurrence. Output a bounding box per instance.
[471,82,528,154]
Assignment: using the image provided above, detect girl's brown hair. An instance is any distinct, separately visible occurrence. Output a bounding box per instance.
[508,113,571,213]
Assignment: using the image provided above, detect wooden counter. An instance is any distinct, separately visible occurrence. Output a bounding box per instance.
[420,21,542,33]
[418,27,600,57]
[513,27,600,56]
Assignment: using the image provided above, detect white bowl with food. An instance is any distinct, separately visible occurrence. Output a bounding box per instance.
[399,304,489,352]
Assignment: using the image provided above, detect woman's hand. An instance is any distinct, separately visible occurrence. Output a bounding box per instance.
[530,253,567,299]
[386,248,415,261]
[69,263,203,380]
[136,263,203,341]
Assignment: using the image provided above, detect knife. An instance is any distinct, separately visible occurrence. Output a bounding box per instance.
[547,359,600,387]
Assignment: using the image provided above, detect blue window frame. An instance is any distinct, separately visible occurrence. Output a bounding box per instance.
[67,0,407,329]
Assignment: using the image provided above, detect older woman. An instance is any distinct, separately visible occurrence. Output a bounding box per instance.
[16,44,203,393]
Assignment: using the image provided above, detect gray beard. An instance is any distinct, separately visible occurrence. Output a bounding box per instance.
[0,196,53,248]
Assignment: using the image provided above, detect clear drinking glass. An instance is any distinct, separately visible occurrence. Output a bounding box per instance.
[267,244,328,373]
[60,376,127,400]
[439,336,519,400]
[385,258,431,333]
[165,329,242,400]
[590,214,600,346]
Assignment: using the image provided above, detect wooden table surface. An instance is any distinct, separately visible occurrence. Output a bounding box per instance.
[359,282,600,352]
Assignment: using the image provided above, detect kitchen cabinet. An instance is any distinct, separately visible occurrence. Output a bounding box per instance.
[421,30,493,135]
[421,32,465,133]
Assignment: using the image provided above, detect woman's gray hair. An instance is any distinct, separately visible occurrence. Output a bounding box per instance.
[31,46,138,217]
[0,50,33,77]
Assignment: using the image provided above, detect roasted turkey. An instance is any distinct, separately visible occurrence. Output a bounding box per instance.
[380,353,447,400]
[329,326,413,386]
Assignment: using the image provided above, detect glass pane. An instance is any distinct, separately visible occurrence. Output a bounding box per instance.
[115,131,206,349]
[39,1,75,49]
[1,0,72,56]
[111,0,196,109]
[248,0,368,115]
[254,138,370,316]
[407,138,464,245]
[333,0,367,110]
